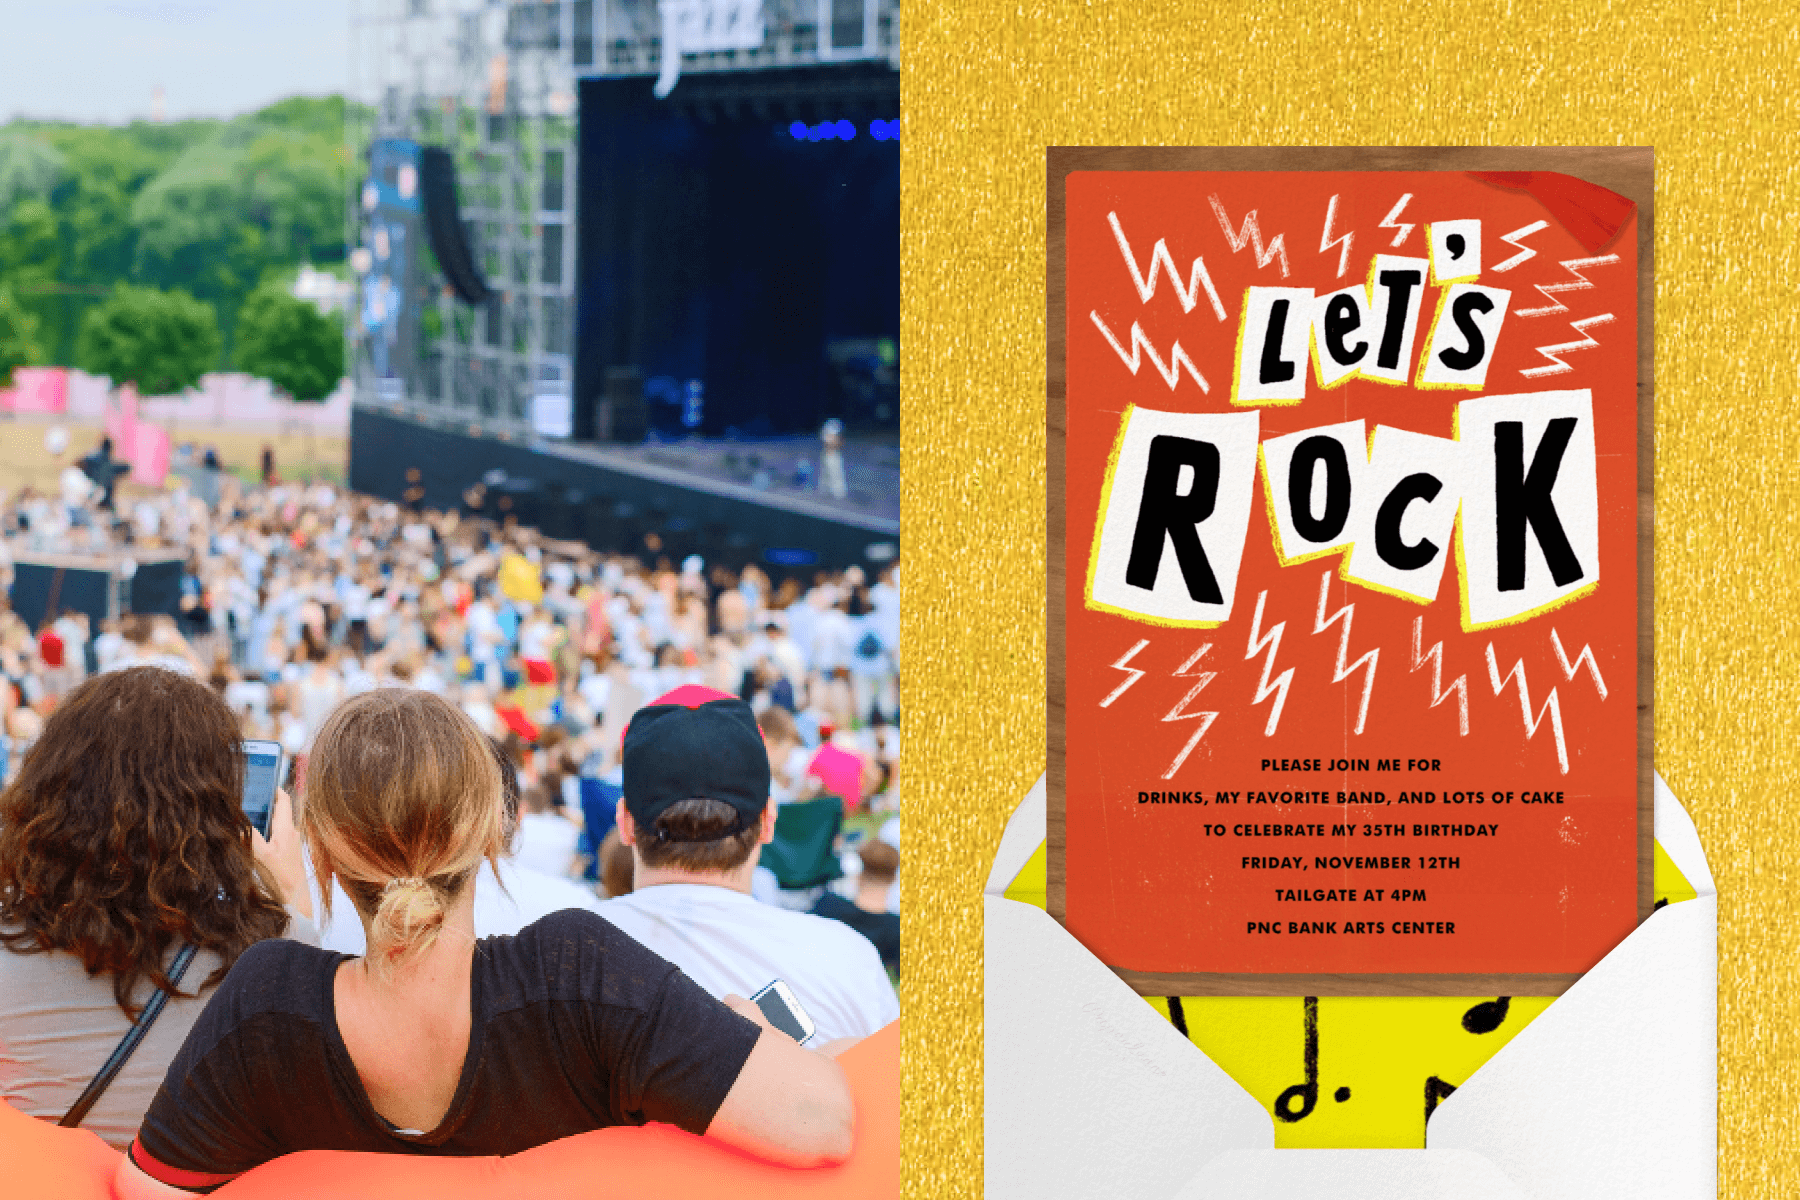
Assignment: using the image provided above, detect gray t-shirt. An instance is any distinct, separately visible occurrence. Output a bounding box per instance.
[0,910,316,1151]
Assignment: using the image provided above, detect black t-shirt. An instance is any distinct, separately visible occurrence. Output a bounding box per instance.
[129,909,761,1193]
[811,893,900,975]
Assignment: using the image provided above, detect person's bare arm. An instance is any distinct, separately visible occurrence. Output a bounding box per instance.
[705,994,855,1167]
[251,789,313,920]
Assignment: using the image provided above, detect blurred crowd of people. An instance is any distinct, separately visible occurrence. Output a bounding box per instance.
[0,466,901,972]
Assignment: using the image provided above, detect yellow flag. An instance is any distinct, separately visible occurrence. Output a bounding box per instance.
[498,553,543,604]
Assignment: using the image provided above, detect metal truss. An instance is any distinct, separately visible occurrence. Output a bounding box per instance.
[348,0,899,444]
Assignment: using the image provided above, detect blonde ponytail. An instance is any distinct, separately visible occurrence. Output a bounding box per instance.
[300,690,505,974]
[369,876,452,967]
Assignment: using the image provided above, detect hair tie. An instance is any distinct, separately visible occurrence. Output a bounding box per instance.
[382,876,428,895]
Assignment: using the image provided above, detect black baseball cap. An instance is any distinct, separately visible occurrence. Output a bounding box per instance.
[622,687,770,840]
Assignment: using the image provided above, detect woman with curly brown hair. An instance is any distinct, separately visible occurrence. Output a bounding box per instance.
[0,666,316,1150]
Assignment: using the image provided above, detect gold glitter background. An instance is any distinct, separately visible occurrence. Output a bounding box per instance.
[901,5,1799,1195]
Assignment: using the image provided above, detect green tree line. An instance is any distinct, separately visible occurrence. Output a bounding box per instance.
[0,94,368,398]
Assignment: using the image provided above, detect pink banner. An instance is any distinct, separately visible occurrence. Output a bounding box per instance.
[103,383,138,451]
[98,383,168,485]
[131,422,170,486]
[0,367,68,414]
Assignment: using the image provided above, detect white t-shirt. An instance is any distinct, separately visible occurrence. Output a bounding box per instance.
[810,607,856,673]
[514,812,581,879]
[223,679,271,723]
[297,670,344,742]
[596,883,898,1043]
[313,858,603,954]
[59,466,93,509]
[92,631,125,673]
[518,621,552,662]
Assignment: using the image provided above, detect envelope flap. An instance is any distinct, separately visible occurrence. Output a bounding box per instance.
[1426,892,1717,1199]
[1654,771,1715,896]
[1168,1148,1530,1199]
[986,895,1272,1199]
[984,774,1046,895]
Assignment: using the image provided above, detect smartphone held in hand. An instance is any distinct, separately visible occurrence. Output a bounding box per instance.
[241,739,284,838]
[751,980,817,1045]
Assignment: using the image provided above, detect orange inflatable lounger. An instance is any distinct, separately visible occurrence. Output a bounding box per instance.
[4,1021,898,1200]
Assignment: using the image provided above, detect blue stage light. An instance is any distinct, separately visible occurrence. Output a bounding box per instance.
[869,120,886,140]
[788,120,808,139]
[835,119,855,140]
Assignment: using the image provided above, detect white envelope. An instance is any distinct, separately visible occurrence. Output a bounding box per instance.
[984,773,1716,1200]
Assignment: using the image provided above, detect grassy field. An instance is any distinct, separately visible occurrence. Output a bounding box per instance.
[0,417,347,503]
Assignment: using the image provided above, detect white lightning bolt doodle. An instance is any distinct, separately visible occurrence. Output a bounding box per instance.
[1245,591,1294,736]
[1377,193,1415,247]
[1099,638,1151,708]
[1319,193,1354,278]
[1312,571,1379,736]
[1514,254,1621,317]
[1160,644,1218,779]
[1208,194,1291,277]
[1485,644,1569,774]
[1521,313,1615,379]
[1090,311,1210,392]
[1549,628,1608,699]
[1489,219,1549,273]
[1107,212,1228,320]
[1410,616,1470,735]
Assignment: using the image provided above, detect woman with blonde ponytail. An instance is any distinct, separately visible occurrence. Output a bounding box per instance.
[117,689,854,1199]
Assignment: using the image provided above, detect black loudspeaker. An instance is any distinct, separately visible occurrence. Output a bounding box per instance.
[419,146,492,305]
[9,554,183,628]
[489,477,543,529]
[600,366,647,444]
[130,559,183,618]
[10,561,112,628]
[541,487,587,542]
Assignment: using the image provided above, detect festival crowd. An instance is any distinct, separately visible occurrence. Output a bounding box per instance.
[0,462,900,1186]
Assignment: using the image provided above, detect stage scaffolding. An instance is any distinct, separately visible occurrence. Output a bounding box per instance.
[347,0,900,442]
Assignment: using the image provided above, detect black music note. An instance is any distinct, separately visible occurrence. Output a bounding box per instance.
[1274,996,1319,1122]
[1460,996,1511,1035]
[1424,1075,1458,1124]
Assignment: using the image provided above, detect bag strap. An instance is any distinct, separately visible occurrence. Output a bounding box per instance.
[59,941,200,1129]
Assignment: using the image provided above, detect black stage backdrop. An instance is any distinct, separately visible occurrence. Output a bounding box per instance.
[573,65,899,440]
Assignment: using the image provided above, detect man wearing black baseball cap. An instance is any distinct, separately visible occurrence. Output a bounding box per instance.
[597,685,898,1043]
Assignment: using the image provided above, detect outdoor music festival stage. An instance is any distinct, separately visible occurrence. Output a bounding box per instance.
[350,50,900,573]
[350,409,898,572]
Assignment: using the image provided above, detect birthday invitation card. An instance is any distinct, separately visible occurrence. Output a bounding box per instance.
[1048,149,1651,994]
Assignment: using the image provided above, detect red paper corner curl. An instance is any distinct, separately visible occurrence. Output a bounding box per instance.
[1466,171,1637,254]
[0,1021,899,1200]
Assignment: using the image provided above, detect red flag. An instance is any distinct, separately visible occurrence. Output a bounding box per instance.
[523,658,555,685]
[495,703,539,742]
